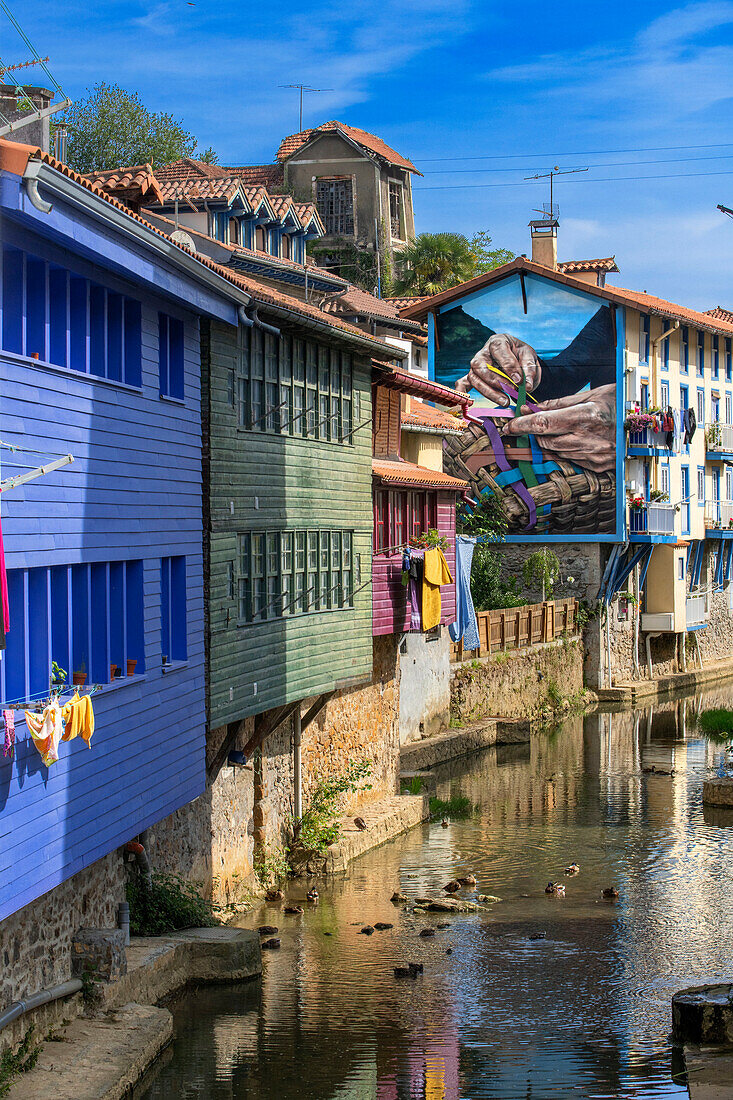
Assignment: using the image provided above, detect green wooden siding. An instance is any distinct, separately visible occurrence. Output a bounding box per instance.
[204,318,373,727]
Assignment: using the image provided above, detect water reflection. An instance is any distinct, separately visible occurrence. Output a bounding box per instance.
[137,687,733,1100]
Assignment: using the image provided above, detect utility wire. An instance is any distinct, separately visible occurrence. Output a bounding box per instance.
[416,169,733,192]
[418,141,733,163]
[423,153,733,176]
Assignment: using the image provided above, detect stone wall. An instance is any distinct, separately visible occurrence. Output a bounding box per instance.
[450,636,585,723]
[398,629,451,744]
[0,851,124,1047]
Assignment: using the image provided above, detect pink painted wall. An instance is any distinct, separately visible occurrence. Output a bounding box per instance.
[372,491,457,636]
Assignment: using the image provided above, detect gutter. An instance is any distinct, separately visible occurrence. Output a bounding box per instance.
[21,158,252,311]
[255,299,409,360]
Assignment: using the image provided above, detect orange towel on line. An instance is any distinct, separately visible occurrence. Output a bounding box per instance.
[422,547,453,631]
[61,692,95,746]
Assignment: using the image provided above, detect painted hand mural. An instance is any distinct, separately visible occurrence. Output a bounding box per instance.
[437,273,620,537]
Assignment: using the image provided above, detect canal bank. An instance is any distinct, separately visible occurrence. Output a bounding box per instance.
[132,684,733,1100]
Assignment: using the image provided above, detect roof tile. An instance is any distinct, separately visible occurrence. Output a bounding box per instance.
[372,458,467,490]
[557,256,619,274]
[276,120,421,174]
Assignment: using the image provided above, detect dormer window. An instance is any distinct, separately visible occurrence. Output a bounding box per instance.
[228,218,240,246]
[256,227,266,252]
[282,234,291,260]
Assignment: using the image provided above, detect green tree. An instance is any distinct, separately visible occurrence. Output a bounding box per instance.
[456,492,522,611]
[60,83,218,173]
[393,232,477,296]
[469,230,515,273]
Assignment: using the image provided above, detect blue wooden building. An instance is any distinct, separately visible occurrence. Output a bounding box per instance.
[0,140,245,922]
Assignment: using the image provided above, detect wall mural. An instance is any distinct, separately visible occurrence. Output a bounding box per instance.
[436,273,620,538]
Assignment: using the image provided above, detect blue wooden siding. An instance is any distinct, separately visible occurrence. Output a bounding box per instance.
[0,222,208,921]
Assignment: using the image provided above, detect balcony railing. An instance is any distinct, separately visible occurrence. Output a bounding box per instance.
[705,500,733,529]
[706,422,733,452]
[627,425,669,448]
[629,502,676,535]
[686,592,709,629]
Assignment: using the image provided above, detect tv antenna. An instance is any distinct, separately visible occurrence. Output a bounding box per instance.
[719,204,733,220]
[279,84,333,132]
[524,165,589,220]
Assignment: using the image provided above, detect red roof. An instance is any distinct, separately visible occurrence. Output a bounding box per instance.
[376,364,472,408]
[156,175,244,204]
[221,163,285,189]
[276,120,421,175]
[557,256,619,274]
[706,306,733,324]
[401,402,466,433]
[155,158,229,181]
[372,458,467,491]
[384,296,429,314]
[401,256,733,338]
[84,164,163,207]
[323,285,424,332]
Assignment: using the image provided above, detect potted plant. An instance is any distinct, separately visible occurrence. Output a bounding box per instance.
[707,422,722,448]
[110,664,118,680]
[649,489,669,502]
[73,662,87,686]
[51,661,67,692]
[126,658,138,677]
[629,495,645,511]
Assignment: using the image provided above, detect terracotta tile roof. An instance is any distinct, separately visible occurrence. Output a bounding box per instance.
[400,256,733,339]
[293,201,324,233]
[323,285,424,332]
[268,194,295,218]
[0,138,399,358]
[221,163,285,189]
[155,175,245,205]
[401,402,466,433]
[372,458,467,490]
[276,120,421,175]
[384,295,429,314]
[241,185,274,213]
[377,364,473,408]
[557,256,619,274]
[84,164,164,207]
[706,306,733,324]
[155,158,229,181]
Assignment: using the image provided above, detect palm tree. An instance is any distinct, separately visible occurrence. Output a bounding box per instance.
[392,232,478,296]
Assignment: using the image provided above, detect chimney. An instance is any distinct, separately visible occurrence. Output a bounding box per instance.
[530,216,558,269]
[0,84,54,153]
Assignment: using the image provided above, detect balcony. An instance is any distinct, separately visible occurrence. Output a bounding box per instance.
[627,424,669,451]
[706,422,733,457]
[705,500,733,532]
[686,592,709,629]
[628,501,676,538]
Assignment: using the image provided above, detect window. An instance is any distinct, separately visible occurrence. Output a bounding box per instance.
[712,395,720,423]
[661,464,670,498]
[373,491,438,553]
[1,560,144,703]
[374,491,388,550]
[727,393,733,425]
[640,382,649,410]
[661,381,669,409]
[678,556,685,581]
[681,327,689,373]
[713,335,720,379]
[237,328,354,443]
[158,312,185,399]
[160,556,187,664]
[255,227,266,251]
[282,234,291,260]
[1,247,142,385]
[639,314,650,364]
[697,467,705,506]
[726,338,733,383]
[228,218,240,245]
[237,529,353,622]
[661,335,670,372]
[697,388,705,425]
[389,182,403,240]
[315,178,354,236]
[697,331,705,376]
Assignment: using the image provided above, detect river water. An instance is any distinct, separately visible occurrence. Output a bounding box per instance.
[136,688,733,1100]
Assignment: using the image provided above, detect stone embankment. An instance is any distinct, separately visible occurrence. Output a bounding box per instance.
[598,657,733,706]
[702,777,733,808]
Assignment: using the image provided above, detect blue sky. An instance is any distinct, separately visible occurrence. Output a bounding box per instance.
[9,0,733,309]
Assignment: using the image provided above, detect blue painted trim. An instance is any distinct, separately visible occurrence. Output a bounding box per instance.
[628,534,677,544]
[688,623,709,631]
[626,446,672,458]
[706,451,733,462]
[428,312,435,381]
[705,528,733,538]
[505,533,619,543]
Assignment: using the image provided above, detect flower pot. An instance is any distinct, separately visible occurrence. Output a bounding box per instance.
[126,659,138,677]
[110,664,118,680]
[73,672,87,686]
[114,667,123,678]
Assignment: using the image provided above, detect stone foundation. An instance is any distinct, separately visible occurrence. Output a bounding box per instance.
[450,636,585,723]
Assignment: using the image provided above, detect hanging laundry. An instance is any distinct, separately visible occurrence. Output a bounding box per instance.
[401,547,411,588]
[408,550,424,631]
[61,692,95,746]
[449,536,480,651]
[25,700,63,767]
[683,407,697,445]
[3,710,15,758]
[422,547,453,632]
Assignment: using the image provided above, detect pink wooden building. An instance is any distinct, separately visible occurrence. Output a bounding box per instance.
[371,364,471,636]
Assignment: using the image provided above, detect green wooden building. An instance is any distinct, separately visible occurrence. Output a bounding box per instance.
[201,289,401,739]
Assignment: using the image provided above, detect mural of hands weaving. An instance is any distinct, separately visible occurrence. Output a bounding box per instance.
[442,281,619,536]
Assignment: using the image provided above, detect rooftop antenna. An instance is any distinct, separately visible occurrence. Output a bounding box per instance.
[0,2,70,138]
[719,204,733,220]
[279,84,333,132]
[524,164,589,220]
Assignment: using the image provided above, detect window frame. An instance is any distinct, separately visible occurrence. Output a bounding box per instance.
[237,529,354,623]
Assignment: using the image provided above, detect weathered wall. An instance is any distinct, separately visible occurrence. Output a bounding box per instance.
[398,630,450,743]
[0,851,124,1046]
[451,636,585,723]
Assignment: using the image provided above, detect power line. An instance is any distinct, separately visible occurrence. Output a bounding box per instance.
[415,169,733,192]
[423,153,733,176]
[417,141,733,164]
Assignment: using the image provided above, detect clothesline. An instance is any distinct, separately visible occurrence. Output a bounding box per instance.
[0,439,77,458]
[1,683,102,712]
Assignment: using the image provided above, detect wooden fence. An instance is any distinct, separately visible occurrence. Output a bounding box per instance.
[450,598,579,662]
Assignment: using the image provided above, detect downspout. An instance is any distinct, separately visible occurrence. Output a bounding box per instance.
[646,633,654,679]
[0,980,83,1034]
[22,162,53,213]
[293,708,302,823]
[125,840,152,889]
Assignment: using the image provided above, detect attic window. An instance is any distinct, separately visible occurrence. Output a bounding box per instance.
[282,234,291,259]
[316,177,354,237]
[229,218,240,245]
[389,182,403,239]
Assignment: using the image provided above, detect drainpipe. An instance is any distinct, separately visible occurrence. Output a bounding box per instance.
[646,633,654,679]
[124,840,152,889]
[0,980,83,1033]
[293,708,302,823]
